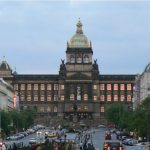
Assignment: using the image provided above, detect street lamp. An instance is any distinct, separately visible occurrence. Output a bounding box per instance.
[73,100,78,122]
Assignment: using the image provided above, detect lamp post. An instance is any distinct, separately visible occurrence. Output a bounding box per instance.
[73,100,78,123]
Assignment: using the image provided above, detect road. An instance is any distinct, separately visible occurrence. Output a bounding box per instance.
[92,127,142,150]
[5,128,143,150]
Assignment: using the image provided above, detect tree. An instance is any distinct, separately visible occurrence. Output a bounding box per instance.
[105,103,133,129]
[133,97,150,137]
[1,109,37,135]
[1,111,11,135]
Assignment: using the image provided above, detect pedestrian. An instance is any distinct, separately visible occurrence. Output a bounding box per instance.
[58,143,62,150]
[13,143,17,150]
[66,141,72,150]
[44,136,49,150]
[83,143,88,150]
[53,142,58,150]
[1,142,6,150]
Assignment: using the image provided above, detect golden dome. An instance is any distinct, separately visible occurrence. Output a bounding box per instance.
[68,19,90,48]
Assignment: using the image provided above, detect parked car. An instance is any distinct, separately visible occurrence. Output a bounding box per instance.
[122,138,132,145]
[103,140,124,150]
[128,139,138,146]
[29,138,38,145]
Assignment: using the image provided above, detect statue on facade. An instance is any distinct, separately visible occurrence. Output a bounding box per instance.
[92,59,99,79]
[59,59,66,79]
[93,59,98,70]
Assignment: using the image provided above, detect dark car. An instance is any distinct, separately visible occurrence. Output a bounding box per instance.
[105,131,111,140]
[103,140,124,150]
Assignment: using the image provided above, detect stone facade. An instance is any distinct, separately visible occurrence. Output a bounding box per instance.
[133,63,150,109]
[0,78,14,111]
[0,20,136,125]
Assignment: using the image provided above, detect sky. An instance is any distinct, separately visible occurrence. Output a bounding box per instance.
[0,0,150,75]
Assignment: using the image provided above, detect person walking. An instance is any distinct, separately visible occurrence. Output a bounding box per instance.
[2,142,6,150]
[13,143,17,150]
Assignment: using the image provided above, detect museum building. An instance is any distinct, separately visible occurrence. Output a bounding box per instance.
[0,20,136,122]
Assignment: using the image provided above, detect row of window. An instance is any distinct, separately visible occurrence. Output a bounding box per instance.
[15,84,64,91]
[20,94,132,102]
[95,84,132,91]
[70,55,89,63]
[100,94,132,101]
[22,105,112,113]
[15,83,132,91]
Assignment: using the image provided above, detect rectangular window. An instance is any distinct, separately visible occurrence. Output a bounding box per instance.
[14,84,18,90]
[20,95,25,101]
[41,84,45,90]
[47,95,51,101]
[47,84,51,90]
[114,84,118,91]
[93,96,97,101]
[107,95,111,101]
[34,95,38,101]
[100,95,105,101]
[21,84,25,90]
[40,96,45,101]
[100,84,105,90]
[60,95,64,101]
[54,95,58,101]
[93,85,97,90]
[54,84,58,90]
[120,95,125,101]
[34,84,38,90]
[27,84,31,90]
[114,95,118,101]
[100,106,104,112]
[120,84,125,90]
[127,95,132,101]
[27,95,31,101]
[107,84,111,90]
[61,85,64,90]
[127,84,131,91]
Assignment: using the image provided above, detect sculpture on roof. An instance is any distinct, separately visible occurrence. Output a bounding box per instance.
[59,59,66,80]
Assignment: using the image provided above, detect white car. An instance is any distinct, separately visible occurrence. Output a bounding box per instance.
[29,138,38,145]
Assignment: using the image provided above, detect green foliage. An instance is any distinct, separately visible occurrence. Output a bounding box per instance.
[133,97,150,136]
[1,109,36,135]
[105,97,150,137]
[1,111,11,135]
[105,103,128,128]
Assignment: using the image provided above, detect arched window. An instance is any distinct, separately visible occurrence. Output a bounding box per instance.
[47,106,51,112]
[83,55,89,63]
[70,55,75,63]
[54,106,57,112]
[84,94,88,101]
[40,107,44,112]
[77,56,82,63]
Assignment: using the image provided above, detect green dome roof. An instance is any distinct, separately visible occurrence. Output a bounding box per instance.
[0,61,11,71]
[68,19,90,48]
